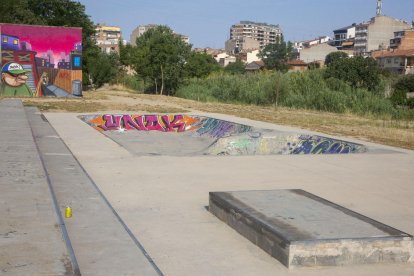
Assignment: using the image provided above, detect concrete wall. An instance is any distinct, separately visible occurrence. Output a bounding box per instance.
[300,43,338,64]
[367,16,411,52]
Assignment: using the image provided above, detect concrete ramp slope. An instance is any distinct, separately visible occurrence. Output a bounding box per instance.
[79,114,367,156]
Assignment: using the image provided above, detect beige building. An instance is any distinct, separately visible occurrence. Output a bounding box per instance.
[354,16,411,56]
[299,43,338,66]
[225,37,260,54]
[390,29,414,50]
[229,21,282,49]
[95,24,122,54]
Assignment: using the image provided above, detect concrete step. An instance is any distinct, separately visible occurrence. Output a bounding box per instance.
[209,189,414,268]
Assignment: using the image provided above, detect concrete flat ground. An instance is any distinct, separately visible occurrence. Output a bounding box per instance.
[45,111,414,276]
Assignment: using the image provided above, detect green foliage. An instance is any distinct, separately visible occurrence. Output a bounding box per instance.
[224,60,246,75]
[89,52,120,89]
[324,56,381,91]
[0,0,101,86]
[132,25,192,95]
[390,74,414,108]
[325,51,348,67]
[258,35,294,72]
[184,52,220,78]
[176,70,413,119]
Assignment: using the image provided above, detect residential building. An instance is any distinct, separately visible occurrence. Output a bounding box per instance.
[130,24,158,46]
[354,16,411,56]
[246,49,261,63]
[229,21,282,49]
[294,36,331,53]
[225,36,260,54]
[332,24,356,49]
[373,49,414,74]
[95,24,122,54]
[390,29,414,50]
[287,59,308,72]
[299,43,338,67]
[214,52,236,67]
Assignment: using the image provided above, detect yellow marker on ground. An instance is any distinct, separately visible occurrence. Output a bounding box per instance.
[65,206,72,218]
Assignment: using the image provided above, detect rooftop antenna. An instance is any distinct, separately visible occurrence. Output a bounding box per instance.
[376,0,382,16]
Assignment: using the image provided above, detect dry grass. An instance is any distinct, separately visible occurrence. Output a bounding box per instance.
[17,87,414,150]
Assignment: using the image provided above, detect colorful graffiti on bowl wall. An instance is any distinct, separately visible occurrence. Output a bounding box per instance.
[0,23,82,97]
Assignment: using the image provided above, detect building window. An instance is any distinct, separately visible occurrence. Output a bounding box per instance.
[13,39,18,45]
[3,37,8,43]
[387,58,391,64]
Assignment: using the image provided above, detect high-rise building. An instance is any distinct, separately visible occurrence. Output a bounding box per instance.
[354,16,411,56]
[228,21,282,49]
[95,24,122,54]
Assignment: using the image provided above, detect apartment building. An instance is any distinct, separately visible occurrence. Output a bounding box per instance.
[372,28,414,74]
[294,36,331,53]
[354,16,411,56]
[390,29,414,50]
[332,24,356,50]
[95,24,122,54]
[229,21,282,49]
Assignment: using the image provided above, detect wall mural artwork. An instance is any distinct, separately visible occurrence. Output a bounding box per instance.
[0,23,82,97]
[79,114,367,156]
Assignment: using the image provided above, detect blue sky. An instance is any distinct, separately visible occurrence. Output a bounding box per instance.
[79,0,414,48]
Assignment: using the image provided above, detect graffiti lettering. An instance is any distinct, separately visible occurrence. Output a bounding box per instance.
[291,136,361,154]
[90,114,194,132]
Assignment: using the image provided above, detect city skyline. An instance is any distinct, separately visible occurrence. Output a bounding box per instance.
[79,0,414,48]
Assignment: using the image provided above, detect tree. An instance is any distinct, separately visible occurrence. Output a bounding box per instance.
[184,52,220,78]
[0,0,101,86]
[258,35,295,72]
[324,56,381,91]
[132,26,191,95]
[325,51,349,67]
[224,60,246,75]
[89,52,120,89]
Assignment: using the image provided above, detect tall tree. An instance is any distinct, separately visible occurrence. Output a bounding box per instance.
[183,52,220,78]
[132,25,191,95]
[258,35,295,72]
[325,51,349,67]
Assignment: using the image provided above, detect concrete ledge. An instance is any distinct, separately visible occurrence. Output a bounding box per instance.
[209,189,414,268]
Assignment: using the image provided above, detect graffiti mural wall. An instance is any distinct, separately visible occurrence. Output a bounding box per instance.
[0,23,82,97]
[79,114,368,156]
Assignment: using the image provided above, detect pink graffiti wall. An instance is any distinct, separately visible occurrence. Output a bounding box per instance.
[0,23,82,97]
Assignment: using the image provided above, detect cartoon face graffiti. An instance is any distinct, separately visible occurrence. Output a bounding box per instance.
[0,62,34,97]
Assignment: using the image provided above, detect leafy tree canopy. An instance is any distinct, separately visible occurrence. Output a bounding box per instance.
[324,56,381,91]
[184,52,220,78]
[224,60,246,75]
[258,35,295,72]
[325,51,349,67]
[132,25,191,95]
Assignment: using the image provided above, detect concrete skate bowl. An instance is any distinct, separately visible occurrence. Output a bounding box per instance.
[79,114,368,156]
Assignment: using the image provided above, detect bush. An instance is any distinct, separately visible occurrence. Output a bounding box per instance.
[175,70,414,120]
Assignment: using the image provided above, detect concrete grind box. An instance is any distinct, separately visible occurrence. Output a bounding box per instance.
[209,190,414,268]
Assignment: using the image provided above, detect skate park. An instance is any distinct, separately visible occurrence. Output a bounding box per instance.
[1,98,414,275]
